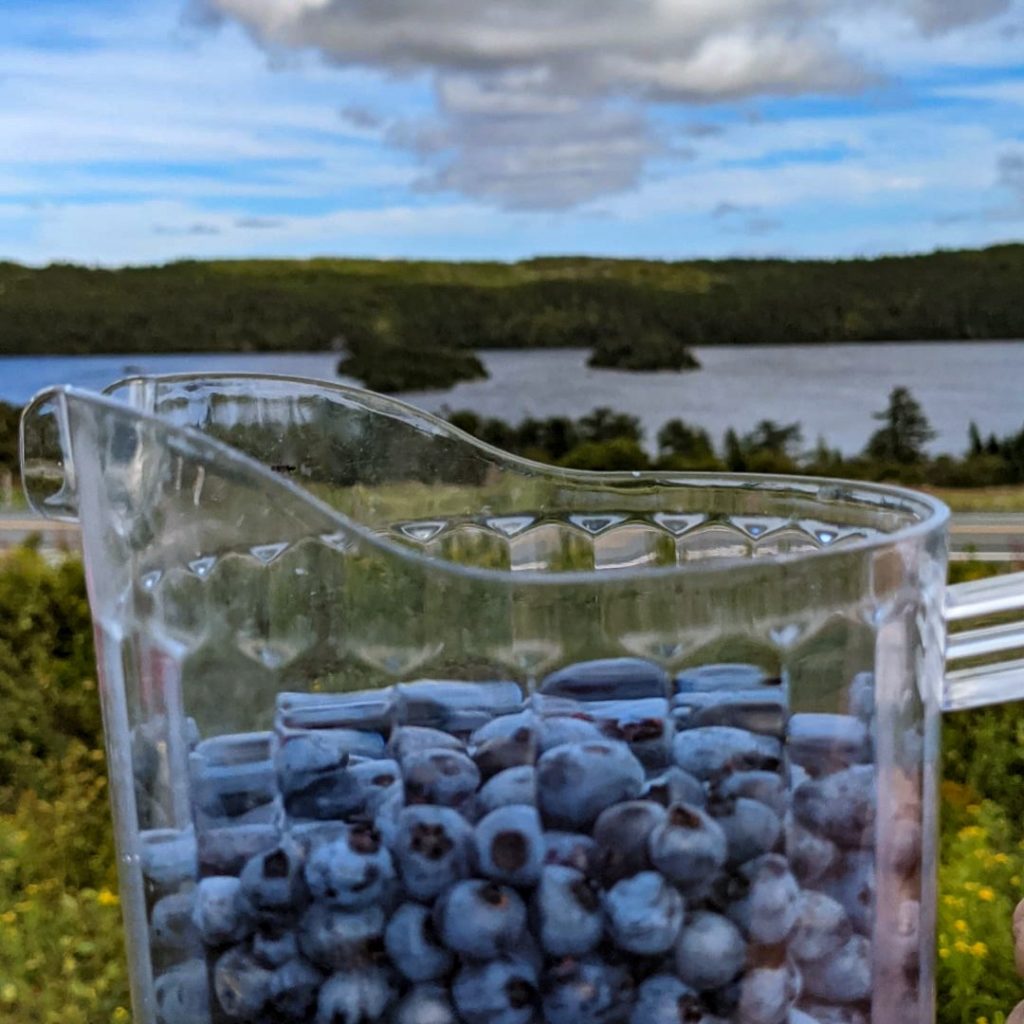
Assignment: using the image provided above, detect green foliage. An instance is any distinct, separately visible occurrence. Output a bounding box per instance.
[865,385,937,464]
[0,547,128,1022]
[656,419,718,468]
[558,437,651,470]
[0,402,18,474]
[338,343,488,392]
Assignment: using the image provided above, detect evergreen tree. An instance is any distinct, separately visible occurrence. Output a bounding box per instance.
[864,386,936,464]
[656,419,716,462]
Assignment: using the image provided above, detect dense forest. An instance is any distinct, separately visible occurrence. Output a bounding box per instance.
[1,245,1022,388]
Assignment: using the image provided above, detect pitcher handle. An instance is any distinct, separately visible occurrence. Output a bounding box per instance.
[944,571,1024,711]
[19,387,79,521]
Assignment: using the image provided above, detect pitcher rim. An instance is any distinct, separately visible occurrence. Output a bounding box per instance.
[26,377,952,586]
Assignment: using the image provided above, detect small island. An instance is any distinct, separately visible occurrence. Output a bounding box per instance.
[588,328,701,372]
[338,344,489,393]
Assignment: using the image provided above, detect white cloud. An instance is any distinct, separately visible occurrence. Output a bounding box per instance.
[199,0,1019,207]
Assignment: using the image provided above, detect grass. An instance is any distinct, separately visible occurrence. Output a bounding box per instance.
[924,485,1024,513]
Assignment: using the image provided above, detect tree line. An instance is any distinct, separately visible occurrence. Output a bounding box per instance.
[2,245,1023,388]
[447,386,1024,488]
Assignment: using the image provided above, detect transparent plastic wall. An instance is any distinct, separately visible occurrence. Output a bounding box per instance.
[22,376,950,1024]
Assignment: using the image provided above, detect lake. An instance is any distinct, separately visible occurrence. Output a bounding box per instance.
[2,342,1023,455]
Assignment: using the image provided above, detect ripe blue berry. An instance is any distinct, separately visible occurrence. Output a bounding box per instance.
[533,865,604,957]
[674,663,769,693]
[268,957,323,1020]
[140,828,197,898]
[648,803,727,894]
[304,822,394,909]
[392,984,459,1024]
[727,854,799,946]
[474,805,545,886]
[674,910,746,991]
[315,966,395,1024]
[349,758,402,815]
[787,714,870,776]
[476,766,537,815]
[213,945,273,1020]
[736,956,801,1024]
[150,892,200,961]
[641,767,706,809]
[298,903,385,972]
[251,927,299,968]
[592,800,666,884]
[192,876,251,946]
[435,879,527,959]
[672,727,782,780]
[800,935,870,1004]
[542,831,596,873]
[673,690,786,737]
[238,842,308,924]
[389,726,465,762]
[718,769,787,815]
[820,850,874,935]
[198,824,278,878]
[153,960,210,1024]
[536,741,644,830]
[541,955,634,1024]
[385,902,454,982]
[604,871,685,955]
[402,748,481,808]
[789,891,851,964]
[452,958,538,1024]
[708,794,782,866]
[785,812,839,885]
[631,974,703,1024]
[397,679,523,735]
[392,805,472,901]
[540,657,669,702]
[793,765,875,848]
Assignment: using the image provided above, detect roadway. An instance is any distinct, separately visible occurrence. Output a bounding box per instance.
[3,510,1024,561]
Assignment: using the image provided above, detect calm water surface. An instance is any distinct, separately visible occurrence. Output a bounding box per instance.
[2,342,1022,455]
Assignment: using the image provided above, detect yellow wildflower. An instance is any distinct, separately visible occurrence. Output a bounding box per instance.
[0,911,15,924]
[967,803,981,815]
[0,984,15,1003]
[977,887,995,902]
[954,919,968,933]
[971,942,988,958]
[964,881,979,891]
[959,825,985,839]
[977,1017,989,1024]
[994,853,1010,864]
[113,1008,130,1022]
[939,947,950,959]
[97,888,120,907]
[1013,875,1022,887]
[955,939,970,953]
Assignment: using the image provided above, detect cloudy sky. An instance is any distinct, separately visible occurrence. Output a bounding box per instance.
[2,0,1023,265]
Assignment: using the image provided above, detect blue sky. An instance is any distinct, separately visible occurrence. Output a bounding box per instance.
[1,0,1023,265]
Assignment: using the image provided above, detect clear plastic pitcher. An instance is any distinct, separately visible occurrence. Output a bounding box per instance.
[20,374,1024,1024]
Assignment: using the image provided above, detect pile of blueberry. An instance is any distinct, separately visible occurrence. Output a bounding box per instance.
[138,658,920,1024]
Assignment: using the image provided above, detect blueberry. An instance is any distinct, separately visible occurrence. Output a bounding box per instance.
[392,984,459,1024]
[268,957,324,1020]
[641,767,706,808]
[238,842,308,924]
[471,713,539,778]
[402,748,481,808]
[793,766,875,849]
[288,821,348,858]
[304,822,394,909]
[789,1010,823,1024]
[192,876,252,946]
[252,927,299,968]
[533,865,604,957]
[190,741,276,826]
[453,958,538,1024]
[819,850,874,935]
[727,854,799,946]
[390,726,466,761]
[789,891,851,964]
[153,959,211,1024]
[397,679,523,734]
[800,935,870,1004]
[785,812,839,885]
[673,727,782,780]
[708,794,782,866]
[536,741,645,830]
[276,730,361,821]
[277,688,395,734]
[541,955,634,1024]
[476,766,537,815]
[349,758,402,814]
[537,714,607,752]
[298,903,386,971]
[847,671,874,721]
[674,911,746,991]
[542,831,596,873]
[787,714,870,776]
[385,902,454,982]
[587,697,674,769]
[392,805,472,901]
[435,879,527,958]
[141,828,198,897]
[540,657,669,702]
[604,871,685,955]
[673,690,786,737]
[197,824,279,878]
[474,805,545,886]
[718,770,787,816]
[315,966,395,1024]
[213,945,273,1020]
[150,890,200,958]
[374,784,406,850]
[631,974,702,1024]
[592,800,666,885]
[737,953,801,1024]
[647,803,728,894]
[675,663,771,693]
